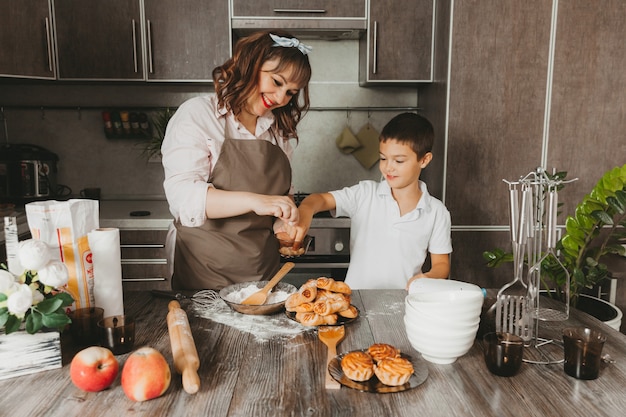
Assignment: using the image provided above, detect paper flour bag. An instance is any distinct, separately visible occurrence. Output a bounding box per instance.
[25,199,99,310]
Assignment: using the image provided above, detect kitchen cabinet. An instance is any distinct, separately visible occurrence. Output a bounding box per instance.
[0,0,55,79]
[231,0,366,19]
[53,0,144,80]
[119,229,170,291]
[143,0,230,81]
[53,0,229,81]
[359,0,435,84]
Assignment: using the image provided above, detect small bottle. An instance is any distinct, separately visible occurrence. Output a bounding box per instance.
[102,111,113,135]
[120,111,131,134]
[138,112,150,133]
[129,112,140,134]
[111,112,123,135]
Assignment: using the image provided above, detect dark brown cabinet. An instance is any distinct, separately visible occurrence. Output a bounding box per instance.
[0,0,55,79]
[52,0,229,81]
[54,0,144,80]
[143,0,230,81]
[119,229,170,290]
[360,0,434,84]
[232,0,366,18]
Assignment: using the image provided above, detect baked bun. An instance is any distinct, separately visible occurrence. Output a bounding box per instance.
[341,351,375,382]
[373,357,414,386]
[367,343,401,363]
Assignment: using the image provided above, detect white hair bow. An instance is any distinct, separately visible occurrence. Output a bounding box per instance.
[270,33,313,55]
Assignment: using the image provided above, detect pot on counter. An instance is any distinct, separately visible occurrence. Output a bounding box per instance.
[0,143,59,204]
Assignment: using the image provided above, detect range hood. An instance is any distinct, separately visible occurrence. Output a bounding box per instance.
[232,19,367,40]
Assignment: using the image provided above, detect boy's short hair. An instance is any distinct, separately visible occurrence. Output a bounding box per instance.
[379,113,434,159]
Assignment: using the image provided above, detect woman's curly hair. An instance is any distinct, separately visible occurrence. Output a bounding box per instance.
[212,30,312,141]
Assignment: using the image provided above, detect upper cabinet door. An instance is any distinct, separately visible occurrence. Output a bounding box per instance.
[232,0,366,18]
[143,0,230,82]
[0,0,56,79]
[360,0,434,84]
[54,0,144,80]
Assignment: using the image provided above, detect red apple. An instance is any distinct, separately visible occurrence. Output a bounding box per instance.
[121,346,171,402]
[70,346,119,392]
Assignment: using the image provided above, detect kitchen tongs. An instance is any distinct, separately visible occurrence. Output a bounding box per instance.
[495,183,532,339]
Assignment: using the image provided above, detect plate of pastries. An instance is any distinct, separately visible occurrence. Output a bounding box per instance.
[285,277,359,326]
[328,343,428,393]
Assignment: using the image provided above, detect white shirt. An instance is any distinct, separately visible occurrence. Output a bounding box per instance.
[330,180,452,289]
[161,94,294,227]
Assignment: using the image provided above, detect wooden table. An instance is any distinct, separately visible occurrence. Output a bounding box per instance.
[2,290,626,417]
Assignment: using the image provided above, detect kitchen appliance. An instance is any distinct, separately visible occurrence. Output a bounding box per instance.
[0,144,59,203]
[285,193,351,285]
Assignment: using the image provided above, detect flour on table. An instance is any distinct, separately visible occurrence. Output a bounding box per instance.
[224,284,290,304]
[191,291,307,342]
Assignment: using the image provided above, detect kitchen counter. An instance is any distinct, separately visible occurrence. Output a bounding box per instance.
[1,290,626,416]
[98,199,173,230]
[2,199,349,241]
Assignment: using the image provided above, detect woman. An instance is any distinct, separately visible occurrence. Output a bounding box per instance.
[162,30,312,290]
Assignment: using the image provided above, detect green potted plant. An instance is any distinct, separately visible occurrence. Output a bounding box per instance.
[140,107,175,161]
[484,164,626,316]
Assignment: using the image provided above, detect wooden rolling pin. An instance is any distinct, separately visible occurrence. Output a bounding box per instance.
[167,300,200,394]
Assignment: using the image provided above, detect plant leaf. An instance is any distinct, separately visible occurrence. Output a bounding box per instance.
[55,292,74,307]
[26,310,43,334]
[4,314,22,334]
[41,312,71,329]
[0,309,8,328]
[36,297,63,314]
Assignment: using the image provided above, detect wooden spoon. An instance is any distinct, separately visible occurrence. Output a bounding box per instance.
[318,325,346,389]
[240,262,295,305]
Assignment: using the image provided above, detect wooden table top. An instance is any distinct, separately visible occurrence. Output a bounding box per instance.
[2,289,626,417]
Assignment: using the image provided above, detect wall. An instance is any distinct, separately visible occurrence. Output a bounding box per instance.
[0,40,418,200]
[421,0,626,328]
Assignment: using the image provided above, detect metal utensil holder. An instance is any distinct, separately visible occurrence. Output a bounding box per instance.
[503,168,577,364]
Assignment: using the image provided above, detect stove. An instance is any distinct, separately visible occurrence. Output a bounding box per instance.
[285,192,351,283]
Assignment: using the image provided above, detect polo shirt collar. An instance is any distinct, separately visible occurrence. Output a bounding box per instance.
[377,179,433,214]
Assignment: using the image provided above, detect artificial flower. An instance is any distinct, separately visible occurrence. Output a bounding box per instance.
[0,269,15,292]
[1,239,74,335]
[18,239,51,271]
[37,260,70,288]
[7,284,33,318]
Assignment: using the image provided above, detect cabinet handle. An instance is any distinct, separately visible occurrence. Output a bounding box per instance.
[131,19,138,73]
[372,21,378,75]
[44,17,53,72]
[147,20,154,74]
[120,244,165,248]
[122,277,167,282]
[122,259,167,265]
[273,9,326,13]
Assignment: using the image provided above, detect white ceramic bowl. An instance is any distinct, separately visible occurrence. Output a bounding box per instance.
[404,301,481,329]
[404,313,480,335]
[404,319,478,364]
[405,298,483,320]
[406,291,484,315]
[404,317,479,343]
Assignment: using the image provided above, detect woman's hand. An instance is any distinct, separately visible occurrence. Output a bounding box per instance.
[205,188,299,224]
[252,195,299,224]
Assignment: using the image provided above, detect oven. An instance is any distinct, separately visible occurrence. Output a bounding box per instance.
[281,193,351,287]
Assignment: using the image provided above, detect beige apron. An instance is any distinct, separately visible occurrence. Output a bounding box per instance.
[172,131,291,290]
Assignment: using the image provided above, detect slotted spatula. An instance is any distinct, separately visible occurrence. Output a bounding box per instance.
[495,184,531,338]
[318,325,345,390]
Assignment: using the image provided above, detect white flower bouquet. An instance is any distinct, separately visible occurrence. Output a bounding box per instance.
[0,239,74,335]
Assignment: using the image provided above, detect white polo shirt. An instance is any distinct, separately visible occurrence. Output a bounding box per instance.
[330,180,452,289]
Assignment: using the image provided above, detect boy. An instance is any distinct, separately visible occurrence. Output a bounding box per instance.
[293,113,452,290]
